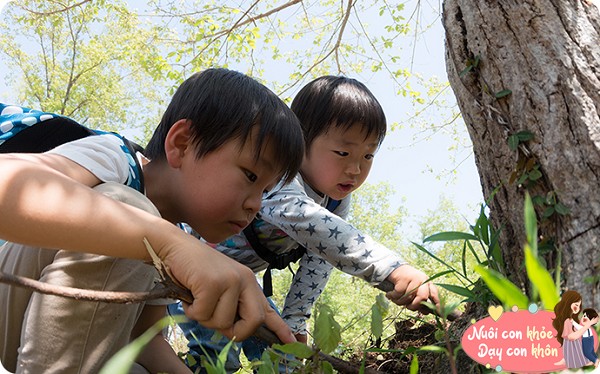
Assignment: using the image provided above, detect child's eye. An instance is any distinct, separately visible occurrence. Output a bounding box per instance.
[365,154,375,160]
[244,169,258,182]
[334,151,349,157]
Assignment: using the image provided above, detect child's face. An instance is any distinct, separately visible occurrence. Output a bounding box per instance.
[571,300,582,315]
[301,124,379,200]
[582,313,590,323]
[177,127,280,243]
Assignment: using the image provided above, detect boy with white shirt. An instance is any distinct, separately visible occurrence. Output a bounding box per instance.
[0,68,302,373]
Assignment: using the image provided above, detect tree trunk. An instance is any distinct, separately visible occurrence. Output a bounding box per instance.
[442,0,600,306]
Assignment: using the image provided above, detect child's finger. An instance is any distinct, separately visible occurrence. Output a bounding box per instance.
[427,283,441,306]
[199,283,241,333]
[260,305,296,344]
[406,282,429,311]
[182,288,219,323]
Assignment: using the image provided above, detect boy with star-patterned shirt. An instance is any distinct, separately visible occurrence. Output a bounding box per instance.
[169,76,440,373]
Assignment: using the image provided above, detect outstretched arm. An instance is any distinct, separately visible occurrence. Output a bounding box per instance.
[566,317,600,340]
[0,153,295,343]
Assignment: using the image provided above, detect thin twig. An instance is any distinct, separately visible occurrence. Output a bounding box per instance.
[0,270,188,303]
[18,0,93,16]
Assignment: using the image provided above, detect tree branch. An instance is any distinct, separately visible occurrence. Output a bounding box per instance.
[0,270,190,304]
[186,0,303,68]
[18,0,93,16]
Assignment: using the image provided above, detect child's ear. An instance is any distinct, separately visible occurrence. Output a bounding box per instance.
[164,119,193,168]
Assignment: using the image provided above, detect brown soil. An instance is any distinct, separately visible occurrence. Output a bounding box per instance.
[354,303,490,373]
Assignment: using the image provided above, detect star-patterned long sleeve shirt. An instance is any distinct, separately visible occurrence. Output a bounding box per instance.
[210,174,406,334]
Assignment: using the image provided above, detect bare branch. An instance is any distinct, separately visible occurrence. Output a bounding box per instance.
[278,0,355,96]
[0,270,190,304]
[186,0,302,68]
[17,0,93,16]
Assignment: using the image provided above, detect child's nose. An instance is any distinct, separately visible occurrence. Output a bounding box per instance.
[244,193,262,215]
[346,161,361,175]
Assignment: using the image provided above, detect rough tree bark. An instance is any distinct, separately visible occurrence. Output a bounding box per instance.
[442,0,600,306]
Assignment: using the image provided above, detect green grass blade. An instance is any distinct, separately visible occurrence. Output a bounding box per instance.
[100,316,174,374]
[524,244,559,310]
[474,265,528,309]
[423,231,479,242]
[524,193,538,256]
[412,242,459,275]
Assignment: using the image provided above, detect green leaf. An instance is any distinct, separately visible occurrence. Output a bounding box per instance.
[542,206,555,219]
[508,134,519,151]
[272,342,314,359]
[453,344,463,358]
[516,130,534,141]
[321,360,334,374]
[479,208,490,245]
[423,231,479,242]
[257,350,276,374]
[524,193,538,254]
[532,195,545,206]
[466,240,482,265]
[459,65,473,77]
[371,303,383,339]
[412,242,459,276]
[474,265,529,309]
[418,345,448,354]
[410,354,419,374]
[495,89,512,98]
[100,316,173,374]
[528,169,542,181]
[437,283,476,299]
[555,202,570,215]
[461,241,469,278]
[545,191,558,205]
[524,244,559,309]
[314,304,341,354]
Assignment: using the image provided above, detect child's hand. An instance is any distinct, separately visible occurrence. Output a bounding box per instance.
[384,265,440,315]
[158,234,296,344]
[585,316,599,328]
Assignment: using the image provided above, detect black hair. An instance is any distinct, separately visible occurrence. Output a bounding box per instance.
[583,308,598,323]
[290,76,387,150]
[145,68,304,183]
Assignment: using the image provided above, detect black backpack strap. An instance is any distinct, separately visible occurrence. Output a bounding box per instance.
[0,116,94,153]
[243,219,307,297]
[244,197,341,297]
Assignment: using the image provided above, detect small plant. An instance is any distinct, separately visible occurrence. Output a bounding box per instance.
[475,193,559,311]
[412,200,505,309]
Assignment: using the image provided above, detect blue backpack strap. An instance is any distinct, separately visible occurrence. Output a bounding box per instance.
[244,197,341,297]
[0,103,144,193]
[325,197,341,212]
[0,103,79,149]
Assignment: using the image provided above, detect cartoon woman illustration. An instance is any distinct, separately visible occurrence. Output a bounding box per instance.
[552,290,599,368]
